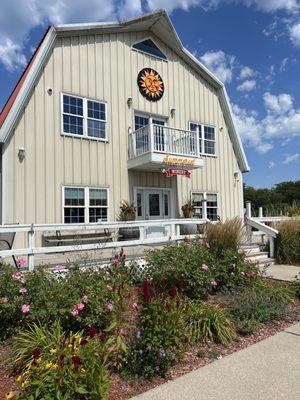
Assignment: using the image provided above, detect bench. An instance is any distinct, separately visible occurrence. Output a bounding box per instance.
[0,224,19,268]
[43,228,118,247]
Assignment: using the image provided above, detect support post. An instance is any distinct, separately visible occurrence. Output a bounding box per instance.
[149,117,154,153]
[259,207,263,218]
[28,224,35,272]
[202,199,208,220]
[269,236,275,259]
[139,225,145,241]
[245,201,252,244]
[245,201,252,218]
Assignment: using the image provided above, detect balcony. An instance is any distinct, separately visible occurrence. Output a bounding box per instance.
[128,123,203,171]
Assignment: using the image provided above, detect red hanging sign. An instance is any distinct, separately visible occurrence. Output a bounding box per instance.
[166,168,191,178]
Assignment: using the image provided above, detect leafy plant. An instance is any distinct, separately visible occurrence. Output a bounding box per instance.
[146,240,216,299]
[205,218,245,256]
[227,280,293,333]
[274,219,300,264]
[186,302,235,345]
[125,293,188,378]
[14,325,111,400]
[118,201,136,221]
[181,200,195,218]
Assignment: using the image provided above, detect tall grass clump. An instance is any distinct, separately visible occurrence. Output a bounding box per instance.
[274,219,300,264]
[205,217,245,256]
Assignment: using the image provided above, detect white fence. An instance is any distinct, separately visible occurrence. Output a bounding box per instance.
[0,219,208,272]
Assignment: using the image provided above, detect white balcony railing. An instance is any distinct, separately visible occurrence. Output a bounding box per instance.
[128,124,200,159]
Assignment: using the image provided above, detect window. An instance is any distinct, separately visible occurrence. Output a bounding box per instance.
[189,123,216,156]
[132,39,167,60]
[62,94,107,140]
[191,192,219,221]
[63,186,108,223]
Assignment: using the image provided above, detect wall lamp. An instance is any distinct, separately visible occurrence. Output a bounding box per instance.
[234,171,239,183]
[171,108,176,118]
[127,97,133,108]
[18,147,25,162]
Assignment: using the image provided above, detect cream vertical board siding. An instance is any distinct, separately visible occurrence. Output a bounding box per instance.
[5,30,244,247]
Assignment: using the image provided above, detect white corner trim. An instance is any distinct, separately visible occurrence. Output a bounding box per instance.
[1,145,8,224]
[0,27,57,144]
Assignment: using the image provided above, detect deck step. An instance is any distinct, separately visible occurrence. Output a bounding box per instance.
[245,251,269,261]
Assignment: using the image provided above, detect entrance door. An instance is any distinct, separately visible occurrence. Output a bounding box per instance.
[144,189,170,220]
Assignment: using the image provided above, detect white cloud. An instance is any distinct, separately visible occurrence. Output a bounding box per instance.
[232,92,300,154]
[289,23,300,47]
[263,92,293,115]
[283,153,299,164]
[237,79,257,92]
[239,66,255,80]
[200,50,235,83]
[279,57,288,72]
[118,0,143,19]
[268,161,276,168]
[0,39,27,71]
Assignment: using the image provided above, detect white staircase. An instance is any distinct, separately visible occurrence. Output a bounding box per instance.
[240,244,275,267]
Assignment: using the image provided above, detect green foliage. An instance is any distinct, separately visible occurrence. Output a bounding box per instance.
[205,218,244,255]
[291,280,300,298]
[186,302,235,345]
[227,280,293,334]
[196,348,206,358]
[125,295,188,378]
[146,240,216,299]
[236,319,259,336]
[274,219,300,264]
[15,325,111,400]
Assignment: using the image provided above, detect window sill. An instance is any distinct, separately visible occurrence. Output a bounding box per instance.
[61,132,108,143]
[200,153,217,158]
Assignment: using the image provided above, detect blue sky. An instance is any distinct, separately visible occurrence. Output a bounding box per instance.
[0,0,300,188]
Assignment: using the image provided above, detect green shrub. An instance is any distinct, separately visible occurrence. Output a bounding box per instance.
[146,240,216,299]
[236,319,259,336]
[0,259,129,340]
[227,280,293,332]
[291,280,300,298]
[205,218,244,256]
[14,324,111,400]
[274,219,300,264]
[186,302,235,345]
[125,292,188,378]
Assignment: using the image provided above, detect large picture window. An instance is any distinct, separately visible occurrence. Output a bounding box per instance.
[63,186,108,224]
[189,122,216,156]
[62,93,107,140]
[191,192,219,221]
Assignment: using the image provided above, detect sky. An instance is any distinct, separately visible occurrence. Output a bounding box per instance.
[0,0,299,188]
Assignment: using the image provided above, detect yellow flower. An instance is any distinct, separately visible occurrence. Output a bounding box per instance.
[45,362,53,369]
[5,392,14,399]
[16,375,22,382]
[21,380,29,388]
[50,348,57,354]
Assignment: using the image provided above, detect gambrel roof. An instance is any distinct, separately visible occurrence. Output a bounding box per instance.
[0,9,249,172]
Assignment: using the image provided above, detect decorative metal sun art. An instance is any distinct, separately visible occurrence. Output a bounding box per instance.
[137,68,164,101]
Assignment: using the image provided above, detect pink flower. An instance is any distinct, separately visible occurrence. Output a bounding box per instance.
[82,295,89,303]
[21,304,30,313]
[18,258,26,266]
[106,303,114,311]
[197,239,204,244]
[132,302,138,310]
[71,308,79,317]
[205,242,210,249]
[1,297,8,304]
[76,302,85,311]
[55,265,63,271]
[12,271,21,280]
[211,280,218,288]
[119,328,126,335]
[113,258,119,265]
[19,287,27,294]
[202,264,209,271]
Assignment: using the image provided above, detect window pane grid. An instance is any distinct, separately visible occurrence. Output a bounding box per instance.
[189,122,216,155]
[191,192,218,220]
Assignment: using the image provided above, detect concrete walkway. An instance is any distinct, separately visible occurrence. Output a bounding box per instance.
[133,323,300,400]
[262,264,300,282]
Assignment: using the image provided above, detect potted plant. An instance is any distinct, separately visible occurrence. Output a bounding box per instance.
[118,201,140,240]
[180,200,198,235]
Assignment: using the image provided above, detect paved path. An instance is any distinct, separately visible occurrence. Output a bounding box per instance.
[133,323,300,400]
[262,264,300,282]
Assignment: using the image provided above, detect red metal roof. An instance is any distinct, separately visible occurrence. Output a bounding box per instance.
[0,27,50,129]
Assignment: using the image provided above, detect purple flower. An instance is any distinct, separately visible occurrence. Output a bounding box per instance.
[21,304,30,313]
[19,287,27,294]
[158,349,166,358]
[201,264,209,271]
[106,303,114,311]
[136,329,141,339]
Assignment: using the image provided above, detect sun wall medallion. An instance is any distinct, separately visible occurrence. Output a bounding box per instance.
[137,68,164,101]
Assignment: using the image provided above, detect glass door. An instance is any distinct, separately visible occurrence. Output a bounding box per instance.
[134,113,167,153]
[144,189,170,220]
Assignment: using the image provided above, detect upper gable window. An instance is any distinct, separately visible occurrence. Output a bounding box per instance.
[132,39,167,60]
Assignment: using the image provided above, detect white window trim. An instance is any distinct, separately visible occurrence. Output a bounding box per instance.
[188,121,217,157]
[61,93,108,142]
[131,36,168,62]
[191,191,219,221]
[62,186,109,224]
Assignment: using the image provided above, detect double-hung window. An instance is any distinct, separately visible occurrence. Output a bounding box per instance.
[191,192,219,221]
[63,186,108,223]
[189,123,216,156]
[62,93,107,140]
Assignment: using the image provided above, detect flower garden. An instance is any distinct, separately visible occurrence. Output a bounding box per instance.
[0,234,300,399]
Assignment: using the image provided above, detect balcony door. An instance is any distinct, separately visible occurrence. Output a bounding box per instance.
[134,113,167,152]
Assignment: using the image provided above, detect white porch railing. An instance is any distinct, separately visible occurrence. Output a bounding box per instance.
[128,124,199,159]
[0,219,208,272]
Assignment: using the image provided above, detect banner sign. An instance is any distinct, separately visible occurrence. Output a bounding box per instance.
[166,168,191,178]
